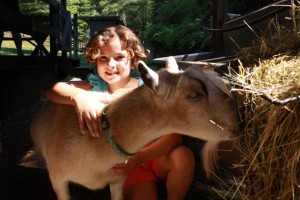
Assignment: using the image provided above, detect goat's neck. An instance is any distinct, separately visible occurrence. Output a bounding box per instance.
[107,89,172,154]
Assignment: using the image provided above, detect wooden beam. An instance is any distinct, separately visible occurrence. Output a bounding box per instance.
[43,0,68,13]
[0,5,32,34]
[211,0,228,51]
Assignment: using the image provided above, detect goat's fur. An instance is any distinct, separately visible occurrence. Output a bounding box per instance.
[30,57,237,200]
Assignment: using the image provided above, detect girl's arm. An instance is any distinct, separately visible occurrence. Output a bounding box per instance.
[112,133,183,174]
[135,133,182,163]
[45,81,105,137]
[45,81,90,105]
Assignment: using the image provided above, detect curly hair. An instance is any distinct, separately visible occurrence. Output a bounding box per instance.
[84,25,147,67]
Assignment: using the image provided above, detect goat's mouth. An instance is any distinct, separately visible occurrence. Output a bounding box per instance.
[221,128,237,141]
[209,120,237,134]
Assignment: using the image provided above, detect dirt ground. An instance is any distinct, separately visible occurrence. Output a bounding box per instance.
[0,102,236,200]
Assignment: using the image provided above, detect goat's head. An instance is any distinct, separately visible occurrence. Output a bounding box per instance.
[137,57,237,142]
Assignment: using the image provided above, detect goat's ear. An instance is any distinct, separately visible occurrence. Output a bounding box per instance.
[166,56,179,73]
[205,71,233,98]
[137,60,159,93]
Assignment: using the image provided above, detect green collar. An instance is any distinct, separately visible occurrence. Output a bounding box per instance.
[101,105,136,157]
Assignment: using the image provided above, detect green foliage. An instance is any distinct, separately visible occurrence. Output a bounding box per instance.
[76,0,100,42]
[97,0,153,38]
[19,0,49,15]
[143,0,212,55]
[19,0,273,57]
[67,0,80,14]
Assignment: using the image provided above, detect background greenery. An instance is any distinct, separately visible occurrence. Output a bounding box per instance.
[2,0,276,57]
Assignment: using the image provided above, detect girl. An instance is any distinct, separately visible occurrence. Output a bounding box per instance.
[45,25,195,200]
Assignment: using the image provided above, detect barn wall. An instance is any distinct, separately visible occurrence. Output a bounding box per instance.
[0,56,57,120]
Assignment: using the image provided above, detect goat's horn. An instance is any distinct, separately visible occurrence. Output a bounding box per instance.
[166,56,179,73]
[137,60,159,93]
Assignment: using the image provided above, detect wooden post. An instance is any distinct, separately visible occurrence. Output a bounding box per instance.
[50,4,58,58]
[61,0,67,57]
[211,0,228,52]
[73,14,78,59]
[61,0,66,7]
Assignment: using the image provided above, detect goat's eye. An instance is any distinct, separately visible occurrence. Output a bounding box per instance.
[188,89,202,99]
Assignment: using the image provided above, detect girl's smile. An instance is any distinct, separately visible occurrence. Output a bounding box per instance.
[105,70,119,78]
[96,37,136,93]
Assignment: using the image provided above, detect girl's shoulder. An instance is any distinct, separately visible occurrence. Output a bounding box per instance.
[87,72,143,92]
[87,73,108,92]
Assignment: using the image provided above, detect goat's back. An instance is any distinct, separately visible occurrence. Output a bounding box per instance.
[31,102,78,153]
[31,102,120,190]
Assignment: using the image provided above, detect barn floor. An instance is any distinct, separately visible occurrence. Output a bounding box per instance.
[0,101,237,200]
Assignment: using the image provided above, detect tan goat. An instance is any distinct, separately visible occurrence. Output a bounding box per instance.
[30,57,237,200]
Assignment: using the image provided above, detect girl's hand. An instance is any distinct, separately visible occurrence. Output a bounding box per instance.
[111,155,140,176]
[71,91,110,137]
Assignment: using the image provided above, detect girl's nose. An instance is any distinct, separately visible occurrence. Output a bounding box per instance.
[107,57,117,67]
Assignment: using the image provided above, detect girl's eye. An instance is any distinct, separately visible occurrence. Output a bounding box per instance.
[115,56,126,61]
[98,56,107,61]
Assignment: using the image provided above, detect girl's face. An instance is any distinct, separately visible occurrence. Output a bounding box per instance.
[96,37,132,87]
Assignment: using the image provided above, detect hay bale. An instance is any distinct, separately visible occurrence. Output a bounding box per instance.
[222,2,300,198]
[228,55,300,199]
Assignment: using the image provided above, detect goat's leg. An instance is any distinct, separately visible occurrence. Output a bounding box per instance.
[49,174,71,200]
[109,176,126,200]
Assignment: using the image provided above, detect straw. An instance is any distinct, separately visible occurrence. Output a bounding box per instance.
[222,1,300,199]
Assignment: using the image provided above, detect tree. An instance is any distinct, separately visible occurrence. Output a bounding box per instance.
[18,0,273,55]
[144,0,212,56]
[19,0,49,16]
[76,0,99,42]
[97,0,153,39]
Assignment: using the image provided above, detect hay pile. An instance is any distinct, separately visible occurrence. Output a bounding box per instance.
[227,56,300,199]
[223,1,300,199]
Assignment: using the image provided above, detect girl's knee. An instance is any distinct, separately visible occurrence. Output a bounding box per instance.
[157,146,195,180]
[170,146,195,172]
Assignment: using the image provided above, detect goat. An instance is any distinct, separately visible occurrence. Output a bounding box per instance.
[30,57,237,200]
